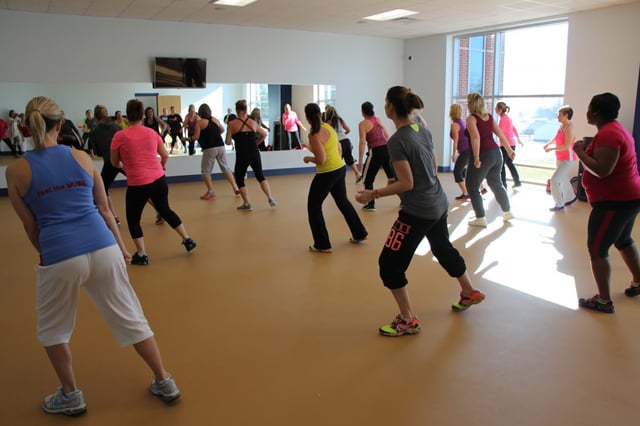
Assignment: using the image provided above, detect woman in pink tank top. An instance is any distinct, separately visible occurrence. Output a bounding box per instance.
[543,105,577,211]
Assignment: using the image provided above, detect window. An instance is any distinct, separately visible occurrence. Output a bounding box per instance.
[451,22,568,184]
[247,83,270,122]
[313,84,336,110]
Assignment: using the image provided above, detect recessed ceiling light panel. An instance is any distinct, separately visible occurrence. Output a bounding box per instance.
[363,9,418,22]
[211,0,257,6]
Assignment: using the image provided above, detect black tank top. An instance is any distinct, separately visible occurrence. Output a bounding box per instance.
[232,118,259,153]
[198,119,223,150]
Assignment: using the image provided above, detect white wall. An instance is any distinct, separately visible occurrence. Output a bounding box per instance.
[404,34,449,165]
[0,10,401,136]
[2,3,638,176]
[403,2,640,169]
[564,4,640,140]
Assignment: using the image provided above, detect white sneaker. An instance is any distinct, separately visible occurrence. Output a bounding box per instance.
[503,211,514,222]
[468,217,488,227]
[150,376,181,403]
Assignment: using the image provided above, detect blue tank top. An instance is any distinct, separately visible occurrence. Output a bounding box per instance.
[22,145,115,265]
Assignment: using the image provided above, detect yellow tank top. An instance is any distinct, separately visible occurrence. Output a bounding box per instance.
[309,123,344,174]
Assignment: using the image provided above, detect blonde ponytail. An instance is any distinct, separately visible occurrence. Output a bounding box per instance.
[24,96,63,151]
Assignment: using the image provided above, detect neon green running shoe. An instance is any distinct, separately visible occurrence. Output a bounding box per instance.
[379,314,421,337]
[452,290,486,312]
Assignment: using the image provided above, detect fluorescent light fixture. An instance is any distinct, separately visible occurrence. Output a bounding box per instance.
[363,9,418,21]
[212,0,257,6]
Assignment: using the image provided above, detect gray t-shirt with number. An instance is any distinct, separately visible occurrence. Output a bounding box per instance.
[386,123,448,220]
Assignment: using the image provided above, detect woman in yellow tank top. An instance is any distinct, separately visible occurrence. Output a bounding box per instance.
[303,103,368,253]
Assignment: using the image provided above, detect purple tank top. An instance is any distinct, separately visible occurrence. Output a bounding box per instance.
[451,118,469,153]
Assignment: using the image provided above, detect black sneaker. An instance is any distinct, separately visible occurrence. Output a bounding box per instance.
[131,253,149,265]
[624,283,640,297]
[578,295,614,313]
[362,202,376,212]
[182,237,197,252]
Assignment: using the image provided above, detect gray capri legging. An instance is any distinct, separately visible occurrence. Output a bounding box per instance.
[201,146,231,174]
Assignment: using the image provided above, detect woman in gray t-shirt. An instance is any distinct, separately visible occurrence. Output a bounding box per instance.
[356,86,485,337]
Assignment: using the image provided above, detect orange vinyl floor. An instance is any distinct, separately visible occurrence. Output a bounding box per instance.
[1,166,640,426]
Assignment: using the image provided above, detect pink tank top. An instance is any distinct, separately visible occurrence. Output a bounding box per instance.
[555,128,576,161]
[365,117,387,149]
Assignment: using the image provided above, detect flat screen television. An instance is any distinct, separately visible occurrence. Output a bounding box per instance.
[153,57,207,88]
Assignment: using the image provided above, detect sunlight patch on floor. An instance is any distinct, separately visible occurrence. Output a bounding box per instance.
[416,199,579,309]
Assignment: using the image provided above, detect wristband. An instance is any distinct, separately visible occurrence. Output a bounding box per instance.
[373,189,381,199]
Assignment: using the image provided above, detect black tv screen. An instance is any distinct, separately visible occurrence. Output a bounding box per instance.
[153,57,207,88]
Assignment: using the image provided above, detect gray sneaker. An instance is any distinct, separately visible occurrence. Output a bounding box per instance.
[150,376,181,403]
[268,198,278,207]
[42,388,87,416]
[237,203,253,211]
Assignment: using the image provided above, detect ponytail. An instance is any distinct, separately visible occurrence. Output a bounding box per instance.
[304,103,322,135]
[24,96,63,151]
[385,86,424,118]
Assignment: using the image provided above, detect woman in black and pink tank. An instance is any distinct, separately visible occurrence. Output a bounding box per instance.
[465,93,515,227]
[225,99,277,211]
[357,101,395,212]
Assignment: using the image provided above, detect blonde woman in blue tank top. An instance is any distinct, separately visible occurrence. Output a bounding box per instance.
[5,97,180,415]
[303,103,368,253]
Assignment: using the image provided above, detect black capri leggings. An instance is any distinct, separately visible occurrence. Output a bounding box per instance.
[379,210,466,289]
[234,140,266,188]
[453,150,469,183]
[588,201,640,260]
[101,160,125,195]
[125,176,182,239]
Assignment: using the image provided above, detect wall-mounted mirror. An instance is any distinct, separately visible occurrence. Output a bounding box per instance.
[0,82,336,156]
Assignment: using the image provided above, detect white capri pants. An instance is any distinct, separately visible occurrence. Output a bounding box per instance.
[35,245,153,347]
[550,159,578,207]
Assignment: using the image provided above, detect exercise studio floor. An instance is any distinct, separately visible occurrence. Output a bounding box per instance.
[1,171,639,426]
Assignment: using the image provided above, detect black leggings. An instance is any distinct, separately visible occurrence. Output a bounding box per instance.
[101,160,125,194]
[234,141,265,188]
[339,138,355,166]
[363,145,395,190]
[453,150,469,183]
[500,145,520,185]
[379,210,466,289]
[125,176,182,239]
[170,132,185,150]
[2,137,18,155]
[307,166,368,250]
[287,131,301,150]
